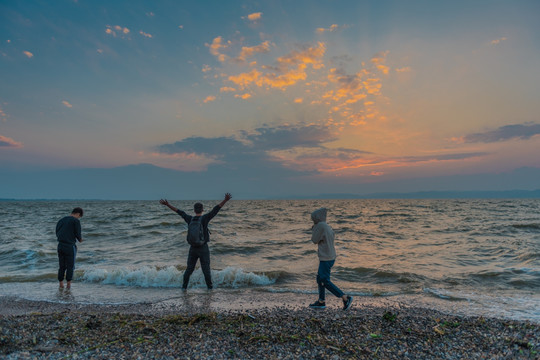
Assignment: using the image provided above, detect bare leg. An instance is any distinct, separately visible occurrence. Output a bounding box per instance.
[59,281,64,288]
[66,281,71,289]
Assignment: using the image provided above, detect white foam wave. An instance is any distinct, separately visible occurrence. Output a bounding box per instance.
[81,266,276,289]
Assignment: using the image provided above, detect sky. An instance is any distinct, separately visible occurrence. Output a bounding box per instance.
[1,0,540,199]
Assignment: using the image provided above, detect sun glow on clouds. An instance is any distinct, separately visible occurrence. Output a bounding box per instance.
[196,26,409,175]
[0,134,23,148]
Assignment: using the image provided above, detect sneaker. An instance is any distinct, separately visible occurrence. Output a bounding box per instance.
[343,296,353,310]
[309,300,326,309]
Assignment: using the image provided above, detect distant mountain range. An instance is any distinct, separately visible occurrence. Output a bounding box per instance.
[2,189,539,201]
[309,189,540,199]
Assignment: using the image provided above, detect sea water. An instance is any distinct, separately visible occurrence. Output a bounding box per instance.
[0,199,538,321]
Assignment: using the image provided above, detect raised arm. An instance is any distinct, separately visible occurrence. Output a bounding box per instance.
[159,199,179,212]
[218,193,232,208]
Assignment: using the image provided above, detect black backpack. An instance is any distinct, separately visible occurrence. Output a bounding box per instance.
[186,216,205,247]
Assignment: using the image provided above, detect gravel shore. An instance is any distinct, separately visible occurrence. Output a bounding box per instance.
[1,294,538,359]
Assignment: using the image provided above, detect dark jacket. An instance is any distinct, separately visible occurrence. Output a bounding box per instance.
[56,216,82,247]
[176,205,221,244]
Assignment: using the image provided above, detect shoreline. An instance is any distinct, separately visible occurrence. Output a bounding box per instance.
[1,293,539,359]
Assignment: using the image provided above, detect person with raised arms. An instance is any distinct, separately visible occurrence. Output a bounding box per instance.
[160,193,232,290]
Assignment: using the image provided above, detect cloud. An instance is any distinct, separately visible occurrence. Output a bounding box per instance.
[206,33,393,129]
[395,67,412,73]
[244,12,262,22]
[220,86,236,92]
[139,30,153,38]
[156,136,249,161]
[155,124,485,177]
[243,124,336,151]
[203,95,216,103]
[235,41,271,63]
[463,123,540,143]
[0,106,6,122]
[207,36,231,62]
[154,124,339,174]
[491,37,507,45]
[234,93,252,99]
[370,51,390,75]
[61,100,72,108]
[225,42,326,90]
[0,134,23,148]
[105,25,130,38]
[316,24,339,34]
[23,51,33,58]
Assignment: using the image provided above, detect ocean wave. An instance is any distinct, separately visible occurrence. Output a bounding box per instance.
[339,266,426,284]
[80,266,279,289]
[512,223,540,231]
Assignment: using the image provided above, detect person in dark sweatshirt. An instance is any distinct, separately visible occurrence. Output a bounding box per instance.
[309,207,353,310]
[56,207,84,289]
[160,193,232,289]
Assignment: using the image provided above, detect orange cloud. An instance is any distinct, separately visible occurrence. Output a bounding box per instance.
[236,41,271,62]
[225,42,326,91]
[227,69,261,89]
[23,51,33,58]
[316,24,339,34]
[0,134,23,148]
[207,36,231,62]
[235,93,252,100]
[370,51,390,74]
[220,86,236,92]
[62,100,72,108]
[246,12,262,21]
[203,95,216,103]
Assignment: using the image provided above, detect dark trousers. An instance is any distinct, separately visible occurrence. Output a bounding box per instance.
[317,260,344,301]
[183,243,212,289]
[58,244,77,282]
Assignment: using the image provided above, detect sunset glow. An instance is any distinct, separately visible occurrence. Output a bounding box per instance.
[1,0,539,199]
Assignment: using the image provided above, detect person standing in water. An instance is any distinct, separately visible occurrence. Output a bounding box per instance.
[160,193,232,289]
[309,207,353,310]
[56,207,84,289]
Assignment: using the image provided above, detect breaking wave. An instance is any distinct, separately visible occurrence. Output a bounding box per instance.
[80,266,278,289]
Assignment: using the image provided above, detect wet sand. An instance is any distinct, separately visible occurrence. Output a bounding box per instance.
[1,292,539,359]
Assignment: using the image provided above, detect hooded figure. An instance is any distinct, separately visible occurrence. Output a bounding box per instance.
[311,208,336,261]
[309,207,353,310]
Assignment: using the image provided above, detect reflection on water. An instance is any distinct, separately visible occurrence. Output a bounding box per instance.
[0,199,539,320]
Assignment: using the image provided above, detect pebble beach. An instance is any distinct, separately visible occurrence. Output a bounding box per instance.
[1,292,538,359]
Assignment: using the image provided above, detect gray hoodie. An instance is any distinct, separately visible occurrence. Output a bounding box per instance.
[311,208,336,261]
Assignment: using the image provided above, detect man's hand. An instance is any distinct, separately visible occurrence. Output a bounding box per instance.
[160,199,178,212]
[159,199,169,206]
[219,193,232,208]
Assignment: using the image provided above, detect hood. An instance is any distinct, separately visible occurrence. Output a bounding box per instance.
[311,207,327,224]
